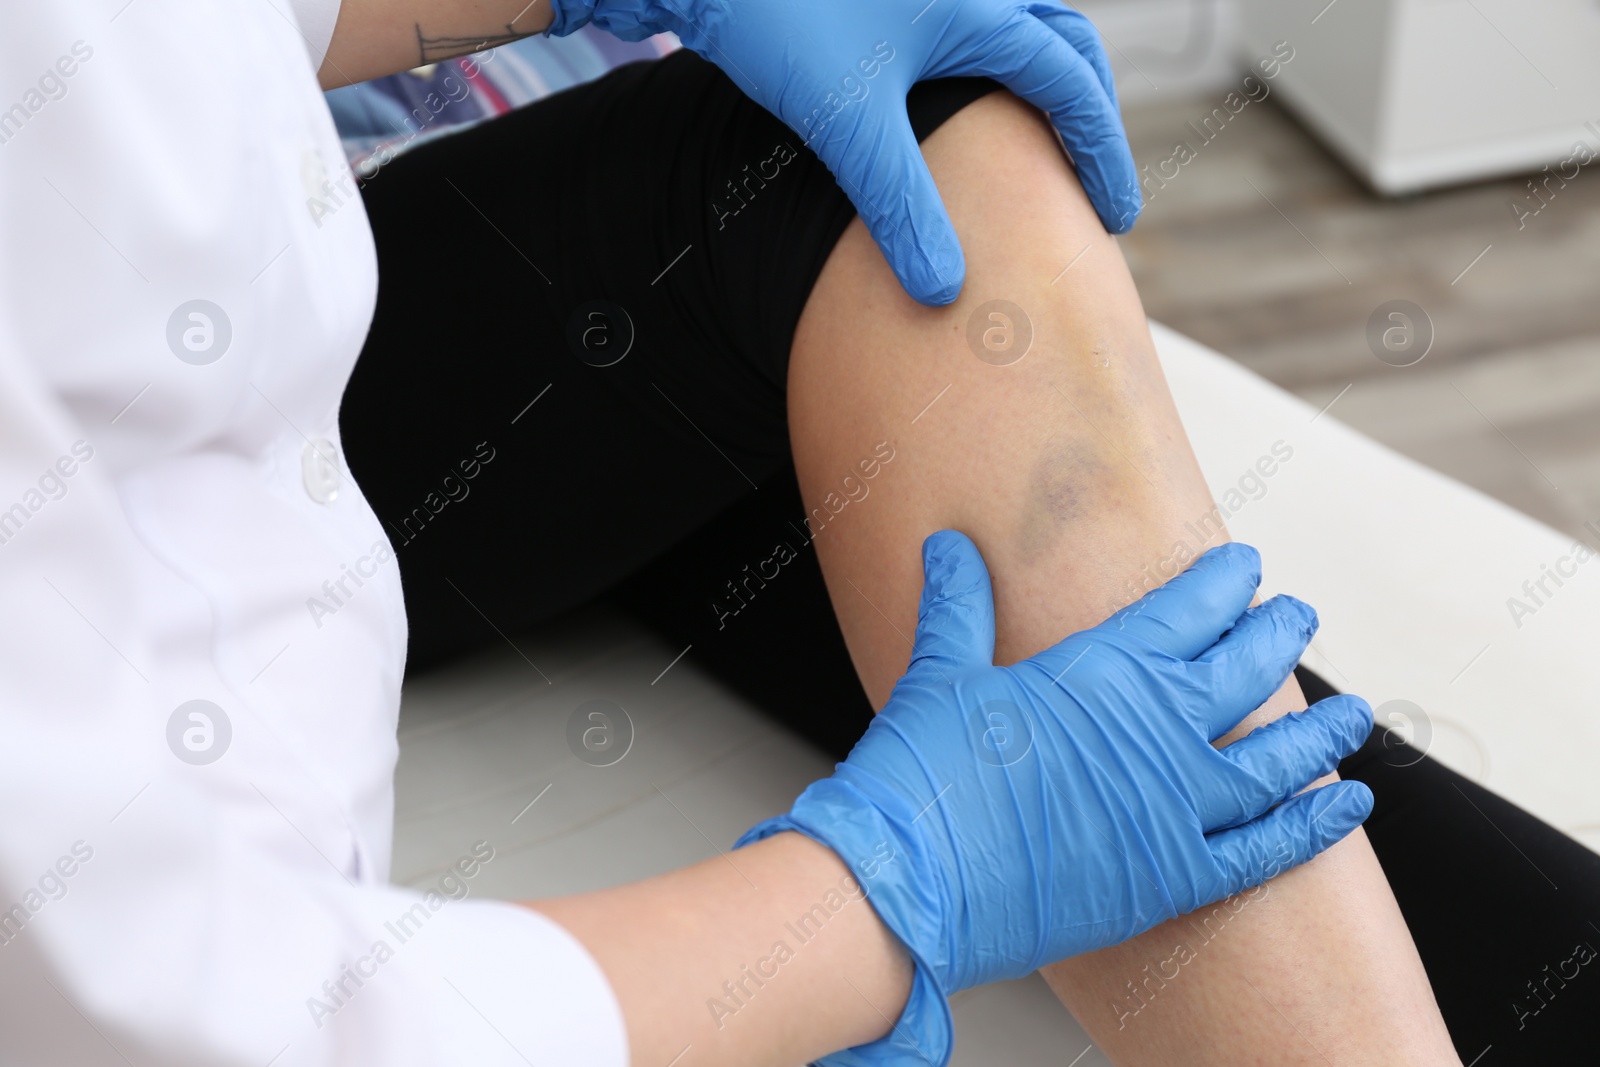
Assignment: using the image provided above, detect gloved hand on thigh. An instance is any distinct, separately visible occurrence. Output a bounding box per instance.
[543,0,1141,306]
[738,533,1374,1066]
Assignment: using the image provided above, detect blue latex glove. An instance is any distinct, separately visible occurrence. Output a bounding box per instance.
[737,534,1374,1066]
[544,0,1140,305]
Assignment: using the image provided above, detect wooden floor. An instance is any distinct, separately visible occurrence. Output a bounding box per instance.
[1117,91,1600,541]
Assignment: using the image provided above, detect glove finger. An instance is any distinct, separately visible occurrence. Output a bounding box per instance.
[1183,594,1318,740]
[822,107,966,306]
[943,17,1139,233]
[1204,694,1374,829]
[909,530,998,674]
[1098,542,1262,660]
[1028,3,1120,110]
[1201,780,1372,903]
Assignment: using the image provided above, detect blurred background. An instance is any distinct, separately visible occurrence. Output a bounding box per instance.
[1081,0,1600,540]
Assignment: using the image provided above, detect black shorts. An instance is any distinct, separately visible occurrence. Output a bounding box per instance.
[340,49,1600,1062]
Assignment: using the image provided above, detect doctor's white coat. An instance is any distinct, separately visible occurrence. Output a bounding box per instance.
[0,2,627,1063]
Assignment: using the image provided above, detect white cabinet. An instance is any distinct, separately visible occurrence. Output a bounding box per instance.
[1238,0,1600,194]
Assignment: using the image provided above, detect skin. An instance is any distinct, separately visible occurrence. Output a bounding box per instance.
[315,9,1461,1065]
[539,829,914,1066]
[786,92,1460,1066]
[318,0,558,88]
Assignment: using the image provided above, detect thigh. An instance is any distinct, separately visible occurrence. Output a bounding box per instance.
[786,88,1462,1064]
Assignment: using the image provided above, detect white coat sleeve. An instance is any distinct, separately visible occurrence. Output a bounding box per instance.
[0,3,627,1065]
[286,0,343,65]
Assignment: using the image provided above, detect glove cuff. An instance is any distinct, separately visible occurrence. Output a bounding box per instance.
[546,0,681,42]
[736,802,956,1067]
[543,0,598,37]
[809,965,953,1067]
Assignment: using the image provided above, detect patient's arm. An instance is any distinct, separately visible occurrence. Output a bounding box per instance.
[788,89,1462,1064]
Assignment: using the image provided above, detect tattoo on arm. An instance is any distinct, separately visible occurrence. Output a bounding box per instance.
[415,23,535,65]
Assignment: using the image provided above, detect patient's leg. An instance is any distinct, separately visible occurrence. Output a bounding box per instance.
[788,90,1461,1065]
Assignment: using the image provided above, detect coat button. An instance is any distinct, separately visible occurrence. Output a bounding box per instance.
[302,438,340,504]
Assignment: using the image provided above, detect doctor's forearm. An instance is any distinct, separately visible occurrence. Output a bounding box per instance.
[528,830,914,1067]
[318,0,555,89]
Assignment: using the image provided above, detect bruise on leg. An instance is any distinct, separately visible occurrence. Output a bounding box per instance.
[1011,435,1117,566]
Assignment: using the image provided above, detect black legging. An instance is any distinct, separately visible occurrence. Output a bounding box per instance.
[339,49,1600,1063]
